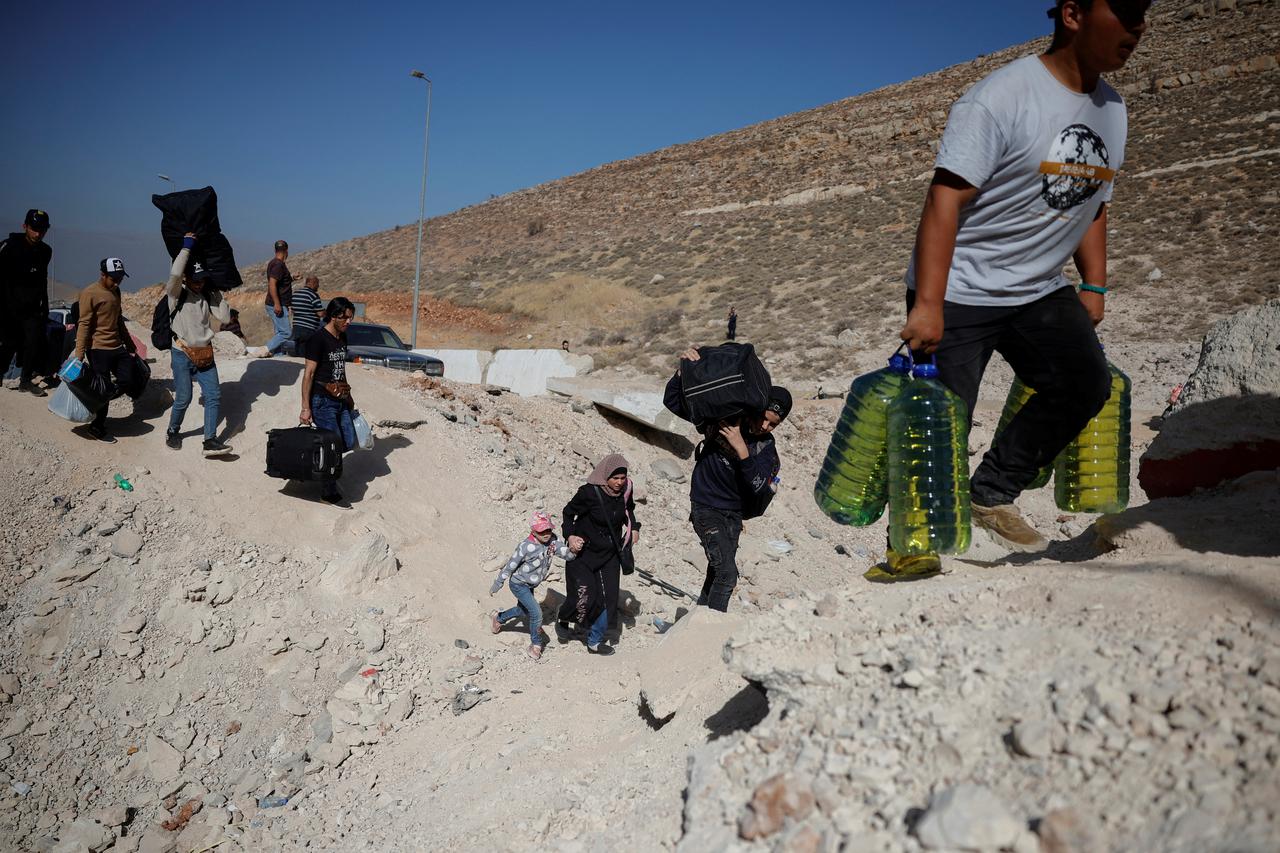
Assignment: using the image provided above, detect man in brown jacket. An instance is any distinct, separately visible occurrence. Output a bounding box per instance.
[75,257,143,442]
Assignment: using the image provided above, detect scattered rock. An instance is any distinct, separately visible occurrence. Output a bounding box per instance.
[357,618,386,652]
[1011,718,1053,759]
[739,774,815,841]
[1037,807,1101,853]
[110,529,145,558]
[320,533,400,594]
[650,458,687,483]
[914,783,1022,851]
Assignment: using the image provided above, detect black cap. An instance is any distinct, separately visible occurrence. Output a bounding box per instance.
[274,240,289,252]
[187,261,212,281]
[766,386,793,420]
[24,209,50,230]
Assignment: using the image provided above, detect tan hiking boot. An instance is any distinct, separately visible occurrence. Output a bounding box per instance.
[971,502,1048,552]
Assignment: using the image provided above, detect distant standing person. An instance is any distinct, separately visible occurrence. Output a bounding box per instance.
[254,239,292,357]
[726,306,737,341]
[75,258,143,442]
[0,209,53,395]
[164,233,233,456]
[289,275,324,350]
[300,297,357,503]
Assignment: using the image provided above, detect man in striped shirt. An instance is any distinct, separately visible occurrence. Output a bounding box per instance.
[289,275,324,351]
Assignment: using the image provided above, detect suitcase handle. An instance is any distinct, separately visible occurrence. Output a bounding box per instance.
[314,443,326,472]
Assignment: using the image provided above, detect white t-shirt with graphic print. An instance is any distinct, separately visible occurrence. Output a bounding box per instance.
[906,54,1128,307]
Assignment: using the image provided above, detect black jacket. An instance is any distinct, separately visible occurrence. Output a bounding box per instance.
[664,372,781,516]
[0,232,51,316]
[562,483,640,573]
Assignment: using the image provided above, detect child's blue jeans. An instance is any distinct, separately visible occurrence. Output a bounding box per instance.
[498,581,543,646]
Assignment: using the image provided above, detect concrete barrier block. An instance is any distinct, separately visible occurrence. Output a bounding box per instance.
[412,349,493,384]
[486,349,593,396]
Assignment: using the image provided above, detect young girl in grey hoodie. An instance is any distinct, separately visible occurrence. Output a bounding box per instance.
[490,511,581,660]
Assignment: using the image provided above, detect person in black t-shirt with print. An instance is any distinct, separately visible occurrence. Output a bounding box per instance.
[301,297,357,503]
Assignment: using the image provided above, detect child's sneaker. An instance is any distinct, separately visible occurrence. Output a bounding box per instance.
[489,611,503,634]
[526,644,543,661]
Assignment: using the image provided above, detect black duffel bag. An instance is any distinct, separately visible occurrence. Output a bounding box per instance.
[151,186,243,290]
[677,342,772,430]
[65,365,114,414]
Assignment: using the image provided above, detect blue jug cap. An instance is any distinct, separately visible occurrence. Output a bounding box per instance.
[887,353,911,373]
[912,363,939,378]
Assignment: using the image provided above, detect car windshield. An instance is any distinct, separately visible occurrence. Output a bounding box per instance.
[347,326,405,349]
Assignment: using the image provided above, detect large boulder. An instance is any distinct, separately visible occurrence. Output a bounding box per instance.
[1172,299,1280,410]
[212,330,247,359]
[1140,300,1280,498]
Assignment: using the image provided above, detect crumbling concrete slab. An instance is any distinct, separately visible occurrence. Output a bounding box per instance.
[486,350,593,396]
[637,607,744,721]
[548,376,696,438]
[412,349,493,385]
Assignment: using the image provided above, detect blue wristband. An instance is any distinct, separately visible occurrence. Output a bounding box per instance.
[1080,283,1108,295]
[182,235,196,250]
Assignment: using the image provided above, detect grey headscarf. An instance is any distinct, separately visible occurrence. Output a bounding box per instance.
[586,453,630,488]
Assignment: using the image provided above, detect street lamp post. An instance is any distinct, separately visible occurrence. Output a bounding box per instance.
[409,69,433,349]
[157,174,176,191]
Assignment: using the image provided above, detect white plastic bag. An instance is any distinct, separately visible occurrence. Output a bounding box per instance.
[351,411,375,451]
[48,382,94,423]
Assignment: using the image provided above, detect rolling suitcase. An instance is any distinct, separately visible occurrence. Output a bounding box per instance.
[265,426,343,481]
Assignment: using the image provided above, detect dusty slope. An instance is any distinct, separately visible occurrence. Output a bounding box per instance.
[2,325,1277,851]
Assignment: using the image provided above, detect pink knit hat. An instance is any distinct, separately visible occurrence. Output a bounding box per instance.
[530,511,554,533]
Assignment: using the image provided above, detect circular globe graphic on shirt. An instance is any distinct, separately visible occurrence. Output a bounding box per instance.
[1040,123,1110,211]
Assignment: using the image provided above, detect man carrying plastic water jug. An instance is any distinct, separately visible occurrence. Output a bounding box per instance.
[898,0,1148,553]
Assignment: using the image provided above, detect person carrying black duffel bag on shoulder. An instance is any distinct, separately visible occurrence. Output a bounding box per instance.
[664,346,792,612]
[300,297,357,504]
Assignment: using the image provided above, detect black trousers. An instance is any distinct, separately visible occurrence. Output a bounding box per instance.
[88,348,143,429]
[907,286,1110,506]
[0,313,46,384]
[692,504,743,612]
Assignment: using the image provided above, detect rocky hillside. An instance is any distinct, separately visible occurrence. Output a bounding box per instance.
[244,1,1278,380]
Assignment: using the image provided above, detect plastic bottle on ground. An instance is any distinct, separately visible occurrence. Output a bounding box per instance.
[113,474,133,492]
[814,351,912,525]
[887,361,971,556]
[1054,359,1131,513]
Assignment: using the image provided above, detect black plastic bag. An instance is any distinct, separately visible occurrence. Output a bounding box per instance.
[151,186,243,290]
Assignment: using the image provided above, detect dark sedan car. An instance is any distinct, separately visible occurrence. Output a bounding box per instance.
[344,322,443,376]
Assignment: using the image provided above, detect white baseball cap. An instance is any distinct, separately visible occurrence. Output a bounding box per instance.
[100,257,129,278]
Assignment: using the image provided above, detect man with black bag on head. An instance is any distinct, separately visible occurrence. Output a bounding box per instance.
[664,346,791,612]
[0,209,53,396]
[164,233,233,456]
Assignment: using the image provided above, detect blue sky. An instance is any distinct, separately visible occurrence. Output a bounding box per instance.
[0,0,1054,289]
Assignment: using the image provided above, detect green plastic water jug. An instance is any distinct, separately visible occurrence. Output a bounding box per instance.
[1054,360,1131,513]
[994,378,1052,490]
[814,351,912,525]
[887,361,971,556]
